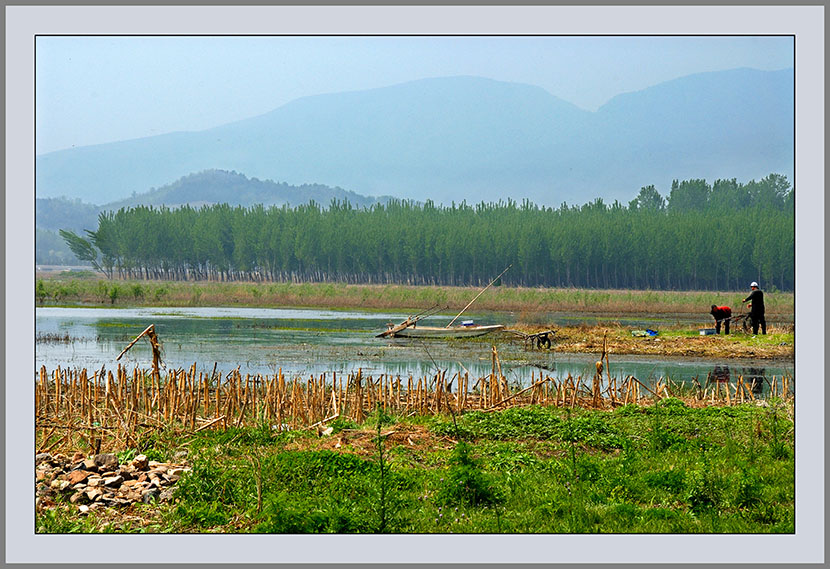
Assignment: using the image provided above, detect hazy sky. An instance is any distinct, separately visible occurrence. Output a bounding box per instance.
[36,35,793,155]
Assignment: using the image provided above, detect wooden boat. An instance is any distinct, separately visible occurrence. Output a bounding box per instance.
[384,323,505,339]
[376,265,512,340]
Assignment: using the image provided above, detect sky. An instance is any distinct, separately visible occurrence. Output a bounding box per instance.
[35,35,793,155]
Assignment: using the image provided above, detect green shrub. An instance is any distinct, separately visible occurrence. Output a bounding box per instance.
[174,501,231,528]
[153,286,169,301]
[644,470,686,493]
[108,284,120,304]
[434,406,563,440]
[559,414,624,450]
[36,279,48,304]
[435,442,506,507]
[95,281,109,303]
[131,283,145,299]
[734,468,763,509]
[684,468,724,513]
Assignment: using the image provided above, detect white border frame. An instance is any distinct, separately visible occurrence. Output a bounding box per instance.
[6,5,824,564]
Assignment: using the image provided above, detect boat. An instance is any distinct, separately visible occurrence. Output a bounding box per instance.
[376,265,512,340]
[384,323,505,339]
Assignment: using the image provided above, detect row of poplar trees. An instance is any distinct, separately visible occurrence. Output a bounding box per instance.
[60,174,794,291]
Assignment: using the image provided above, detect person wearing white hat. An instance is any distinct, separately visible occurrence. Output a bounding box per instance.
[742,282,766,334]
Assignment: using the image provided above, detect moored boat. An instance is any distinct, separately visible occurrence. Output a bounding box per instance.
[386,323,505,339]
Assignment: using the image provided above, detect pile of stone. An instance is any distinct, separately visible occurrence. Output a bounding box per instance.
[35,451,191,514]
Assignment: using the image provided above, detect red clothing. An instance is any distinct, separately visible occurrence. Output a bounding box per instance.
[710,306,731,320]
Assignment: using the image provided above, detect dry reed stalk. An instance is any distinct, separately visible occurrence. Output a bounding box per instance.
[490,346,498,403]
[195,415,226,433]
[54,367,61,416]
[435,372,443,414]
[571,376,579,409]
[485,376,552,411]
[40,366,48,413]
[235,387,249,428]
[355,369,364,423]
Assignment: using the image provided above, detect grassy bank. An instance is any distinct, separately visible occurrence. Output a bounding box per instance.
[36,400,794,534]
[536,325,793,359]
[36,273,794,317]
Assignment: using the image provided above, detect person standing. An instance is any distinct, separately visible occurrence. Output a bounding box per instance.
[710,304,732,334]
[742,282,766,335]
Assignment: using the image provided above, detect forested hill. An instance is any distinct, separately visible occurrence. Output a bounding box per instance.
[37,69,793,207]
[60,174,794,292]
[104,169,393,210]
[36,170,390,264]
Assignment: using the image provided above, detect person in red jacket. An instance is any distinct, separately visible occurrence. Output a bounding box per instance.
[710,304,732,334]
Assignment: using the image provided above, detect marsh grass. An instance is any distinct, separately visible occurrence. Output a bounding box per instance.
[34,277,793,317]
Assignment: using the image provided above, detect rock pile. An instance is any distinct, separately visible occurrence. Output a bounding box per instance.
[35,451,190,514]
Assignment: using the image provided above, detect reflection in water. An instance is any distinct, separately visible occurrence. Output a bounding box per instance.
[711,365,731,382]
[36,307,792,392]
[706,365,786,396]
[742,367,768,395]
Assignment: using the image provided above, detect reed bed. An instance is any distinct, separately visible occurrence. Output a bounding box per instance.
[35,277,794,317]
[34,359,794,454]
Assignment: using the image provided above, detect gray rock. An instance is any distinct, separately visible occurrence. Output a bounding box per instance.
[130,454,149,471]
[93,453,119,471]
[35,453,52,465]
[65,469,92,485]
[86,488,103,502]
[102,475,124,488]
[159,489,174,502]
[116,467,134,481]
[141,488,161,503]
[69,491,90,505]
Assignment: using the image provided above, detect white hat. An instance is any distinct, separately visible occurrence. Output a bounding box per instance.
[750,281,758,288]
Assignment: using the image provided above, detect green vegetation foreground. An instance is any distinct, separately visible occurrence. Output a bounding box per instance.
[37,401,794,534]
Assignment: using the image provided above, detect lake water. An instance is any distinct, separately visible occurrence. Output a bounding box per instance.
[35,307,793,391]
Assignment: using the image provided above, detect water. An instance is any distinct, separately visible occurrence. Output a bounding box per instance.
[35,307,793,390]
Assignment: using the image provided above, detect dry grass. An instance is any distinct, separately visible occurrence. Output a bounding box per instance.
[36,359,793,455]
[510,324,794,359]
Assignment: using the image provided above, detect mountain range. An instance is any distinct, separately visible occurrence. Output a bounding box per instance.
[36,68,793,208]
[36,170,390,234]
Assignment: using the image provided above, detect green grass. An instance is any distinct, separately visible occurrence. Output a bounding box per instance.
[35,277,794,317]
[37,400,794,534]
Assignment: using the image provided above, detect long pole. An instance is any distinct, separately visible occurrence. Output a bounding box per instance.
[446,264,512,328]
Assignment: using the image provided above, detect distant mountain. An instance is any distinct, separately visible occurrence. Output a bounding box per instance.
[102,169,393,210]
[36,197,101,233]
[36,70,793,206]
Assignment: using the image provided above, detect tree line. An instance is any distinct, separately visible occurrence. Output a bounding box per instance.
[60,174,794,291]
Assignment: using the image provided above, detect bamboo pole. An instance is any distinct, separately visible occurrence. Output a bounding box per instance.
[446,264,511,327]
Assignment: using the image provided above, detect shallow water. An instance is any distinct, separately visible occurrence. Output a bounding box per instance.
[36,306,793,391]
